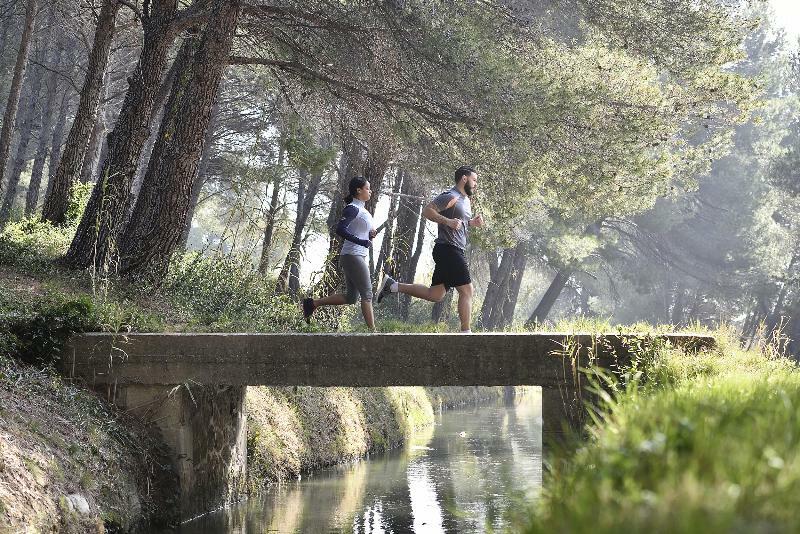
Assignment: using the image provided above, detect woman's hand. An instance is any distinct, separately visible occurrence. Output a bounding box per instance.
[369,229,377,239]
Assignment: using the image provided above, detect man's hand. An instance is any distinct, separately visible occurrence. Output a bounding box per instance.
[369,229,377,239]
[446,218,462,231]
[469,214,484,228]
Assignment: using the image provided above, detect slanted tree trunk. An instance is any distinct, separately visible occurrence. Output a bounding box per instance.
[42,91,71,207]
[42,0,119,225]
[526,222,602,326]
[118,0,240,280]
[65,0,179,268]
[258,145,285,274]
[526,267,573,326]
[277,169,324,296]
[0,64,43,225]
[0,0,37,200]
[25,47,64,216]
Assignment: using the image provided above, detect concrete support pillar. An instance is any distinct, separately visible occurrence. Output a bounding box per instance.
[115,384,248,521]
[541,385,582,441]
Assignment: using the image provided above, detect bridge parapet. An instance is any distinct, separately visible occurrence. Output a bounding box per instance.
[62,332,715,522]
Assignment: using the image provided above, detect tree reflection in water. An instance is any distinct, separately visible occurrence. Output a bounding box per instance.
[181,393,541,533]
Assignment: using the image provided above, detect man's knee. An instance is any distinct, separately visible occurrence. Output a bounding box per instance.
[455,283,473,297]
[431,285,447,302]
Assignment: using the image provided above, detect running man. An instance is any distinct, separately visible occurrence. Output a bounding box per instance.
[377,165,483,332]
[303,176,378,329]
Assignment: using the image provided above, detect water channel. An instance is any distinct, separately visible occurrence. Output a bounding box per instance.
[181,392,542,533]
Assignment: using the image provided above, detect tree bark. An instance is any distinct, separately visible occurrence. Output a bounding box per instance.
[180,94,220,248]
[481,246,516,329]
[65,0,178,268]
[25,47,64,216]
[118,0,240,280]
[42,91,71,208]
[0,66,43,225]
[0,0,37,201]
[79,99,107,184]
[42,0,119,225]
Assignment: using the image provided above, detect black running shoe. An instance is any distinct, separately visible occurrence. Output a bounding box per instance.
[377,276,396,303]
[302,297,316,323]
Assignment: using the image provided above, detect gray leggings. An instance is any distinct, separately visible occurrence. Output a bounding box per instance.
[340,254,373,303]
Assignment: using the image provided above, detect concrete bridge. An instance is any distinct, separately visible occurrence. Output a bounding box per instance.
[63,332,715,522]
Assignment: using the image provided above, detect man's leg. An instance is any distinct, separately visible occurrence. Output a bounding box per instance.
[454,283,474,332]
[397,282,447,303]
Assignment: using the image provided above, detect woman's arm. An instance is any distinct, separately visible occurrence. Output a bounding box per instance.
[336,205,371,247]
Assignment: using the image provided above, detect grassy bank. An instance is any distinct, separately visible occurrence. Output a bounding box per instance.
[0,352,177,532]
[520,331,800,533]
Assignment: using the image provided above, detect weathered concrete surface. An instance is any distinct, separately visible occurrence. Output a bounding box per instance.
[61,332,715,522]
[63,332,714,387]
[114,384,247,521]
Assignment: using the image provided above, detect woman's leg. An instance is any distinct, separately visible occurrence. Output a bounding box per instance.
[314,294,348,307]
[361,299,375,330]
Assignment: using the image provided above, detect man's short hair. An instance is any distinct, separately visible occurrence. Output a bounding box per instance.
[454,165,475,183]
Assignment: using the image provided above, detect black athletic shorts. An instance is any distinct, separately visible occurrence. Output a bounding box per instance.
[431,243,471,289]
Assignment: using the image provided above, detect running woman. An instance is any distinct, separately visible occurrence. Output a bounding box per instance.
[377,166,484,332]
[302,176,378,329]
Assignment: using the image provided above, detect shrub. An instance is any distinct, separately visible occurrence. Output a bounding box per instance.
[0,294,98,367]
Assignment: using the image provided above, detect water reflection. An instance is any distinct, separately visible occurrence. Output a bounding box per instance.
[181,391,541,533]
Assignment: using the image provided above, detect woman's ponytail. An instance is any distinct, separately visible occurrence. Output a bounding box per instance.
[344,176,367,204]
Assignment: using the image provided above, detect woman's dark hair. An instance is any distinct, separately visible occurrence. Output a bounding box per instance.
[454,165,475,183]
[344,176,368,203]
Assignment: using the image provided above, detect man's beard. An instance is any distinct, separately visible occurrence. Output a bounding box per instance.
[464,183,474,196]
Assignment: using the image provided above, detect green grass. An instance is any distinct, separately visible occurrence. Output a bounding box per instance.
[519,331,800,533]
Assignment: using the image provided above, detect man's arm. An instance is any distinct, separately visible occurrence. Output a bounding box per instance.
[423,199,461,230]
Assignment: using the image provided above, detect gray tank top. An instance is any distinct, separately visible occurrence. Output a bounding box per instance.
[432,187,471,250]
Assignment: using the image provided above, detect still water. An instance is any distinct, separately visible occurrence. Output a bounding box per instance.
[181,392,542,533]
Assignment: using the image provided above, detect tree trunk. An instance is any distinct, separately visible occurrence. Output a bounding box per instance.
[399,200,427,320]
[180,95,220,248]
[375,167,403,281]
[670,283,686,326]
[389,170,419,275]
[0,0,37,200]
[500,242,528,327]
[79,99,107,184]
[526,267,574,326]
[65,0,177,268]
[0,67,43,225]
[25,47,64,216]
[42,91,71,209]
[277,169,324,296]
[258,145,285,274]
[119,0,240,280]
[42,0,119,225]
[481,247,516,329]
[363,147,390,215]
